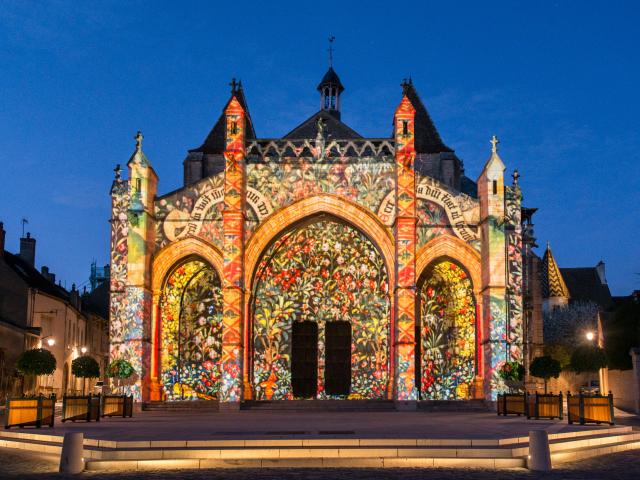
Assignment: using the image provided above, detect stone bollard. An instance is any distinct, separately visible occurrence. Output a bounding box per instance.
[59,432,84,474]
[528,430,551,472]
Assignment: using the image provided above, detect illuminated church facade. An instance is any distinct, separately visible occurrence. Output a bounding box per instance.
[109,65,540,405]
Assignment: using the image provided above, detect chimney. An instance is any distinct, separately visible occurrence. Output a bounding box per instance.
[19,232,36,266]
[595,260,607,285]
[0,222,5,252]
[41,265,56,284]
[70,283,80,310]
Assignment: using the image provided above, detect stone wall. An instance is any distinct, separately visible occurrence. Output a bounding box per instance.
[607,369,638,413]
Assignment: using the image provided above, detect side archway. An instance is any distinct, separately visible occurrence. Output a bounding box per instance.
[415,235,483,400]
[150,237,224,401]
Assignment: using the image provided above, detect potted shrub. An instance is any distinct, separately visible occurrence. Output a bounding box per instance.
[498,361,525,392]
[107,358,134,394]
[15,348,56,395]
[71,356,101,395]
[529,355,562,394]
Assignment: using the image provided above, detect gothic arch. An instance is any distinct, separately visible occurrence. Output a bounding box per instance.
[415,234,484,399]
[152,236,223,294]
[149,237,223,400]
[245,194,395,290]
[416,235,481,292]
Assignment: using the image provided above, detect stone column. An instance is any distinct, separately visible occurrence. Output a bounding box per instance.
[477,137,508,399]
[109,133,158,402]
[220,96,246,405]
[393,95,418,403]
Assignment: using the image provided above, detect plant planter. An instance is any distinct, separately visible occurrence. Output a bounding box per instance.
[101,394,133,418]
[4,395,56,429]
[61,395,101,422]
[567,392,614,425]
[526,392,563,420]
[497,393,526,416]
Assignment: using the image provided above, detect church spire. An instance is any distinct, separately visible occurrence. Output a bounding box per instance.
[541,242,570,299]
[317,36,344,119]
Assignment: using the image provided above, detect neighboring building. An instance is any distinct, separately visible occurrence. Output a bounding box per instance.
[109,62,538,405]
[0,224,109,399]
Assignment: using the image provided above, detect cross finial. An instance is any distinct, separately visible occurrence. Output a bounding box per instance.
[135,131,143,151]
[512,169,520,185]
[490,134,499,155]
[328,35,335,67]
[229,78,238,94]
[114,164,121,180]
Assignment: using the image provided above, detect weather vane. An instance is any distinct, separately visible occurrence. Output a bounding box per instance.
[328,36,335,67]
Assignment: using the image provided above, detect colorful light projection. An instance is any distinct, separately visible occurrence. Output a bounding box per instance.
[160,259,223,400]
[252,219,390,400]
[418,260,476,400]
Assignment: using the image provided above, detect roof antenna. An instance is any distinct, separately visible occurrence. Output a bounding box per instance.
[21,218,28,237]
[328,35,335,67]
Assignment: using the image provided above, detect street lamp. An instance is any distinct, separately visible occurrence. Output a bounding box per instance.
[585,331,595,342]
[81,347,87,354]
[47,337,55,347]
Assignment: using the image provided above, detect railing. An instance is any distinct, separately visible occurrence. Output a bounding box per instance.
[567,392,615,425]
[101,394,133,418]
[4,395,56,429]
[526,392,563,420]
[61,395,101,422]
[497,393,526,416]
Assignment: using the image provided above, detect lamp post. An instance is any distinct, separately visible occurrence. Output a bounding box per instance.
[81,347,87,355]
[585,331,595,342]
[41,335,56,348]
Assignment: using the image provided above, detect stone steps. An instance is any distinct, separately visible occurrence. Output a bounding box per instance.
[241,400,396,411]
[142,401,220,412]
[1,426,637,471]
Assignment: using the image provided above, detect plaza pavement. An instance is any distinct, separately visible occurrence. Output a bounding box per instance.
[11,409,618,441]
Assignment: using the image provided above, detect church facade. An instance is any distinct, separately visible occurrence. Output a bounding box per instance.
[109,67,535,404]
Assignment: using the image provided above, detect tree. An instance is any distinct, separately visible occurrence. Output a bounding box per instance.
[544,344,572,370]
[570,345,608,374]
[604,299,640,370]
[16,348,56,395]
[529,356,562,393]
[107,359,134,394]
[71,356,100,395]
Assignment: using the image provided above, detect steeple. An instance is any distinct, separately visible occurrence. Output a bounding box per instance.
[317,36,344,119]
[541,242,570,300]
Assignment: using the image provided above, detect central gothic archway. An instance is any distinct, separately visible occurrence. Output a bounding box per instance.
[250,216,391,400]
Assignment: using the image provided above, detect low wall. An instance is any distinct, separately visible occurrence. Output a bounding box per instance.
[608,369,639,413]
[547,371,597,395]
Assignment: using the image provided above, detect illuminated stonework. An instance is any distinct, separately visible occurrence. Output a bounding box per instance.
[109,74,530,403]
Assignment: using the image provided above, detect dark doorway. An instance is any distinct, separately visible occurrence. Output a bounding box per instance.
[291,321,318,398]
[325,321,351,396]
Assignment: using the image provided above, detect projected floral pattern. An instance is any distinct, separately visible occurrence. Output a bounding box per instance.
[419,260,476,400]
[252,220,390,400]
[160,259,223,400]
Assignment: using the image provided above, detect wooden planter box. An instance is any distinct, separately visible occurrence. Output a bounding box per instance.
[526,392,563,420]
[497,393,526,416]
[61,395,101,422]
[4,395,56,429]
[567,392,614,425]
[101,394,133,418]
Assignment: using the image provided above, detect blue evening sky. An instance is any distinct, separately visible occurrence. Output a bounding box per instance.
[1,1,638,295]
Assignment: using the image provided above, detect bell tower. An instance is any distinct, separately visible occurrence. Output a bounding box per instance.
[317,36,344,119]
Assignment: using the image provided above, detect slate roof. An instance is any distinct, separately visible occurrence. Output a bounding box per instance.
[402,81,453,154]
[541,245,570,298]
[2,251,70,302]
[317,67,344,92]
[560,267,613,311]
[282,110,362,140]
[190,86,256,154]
